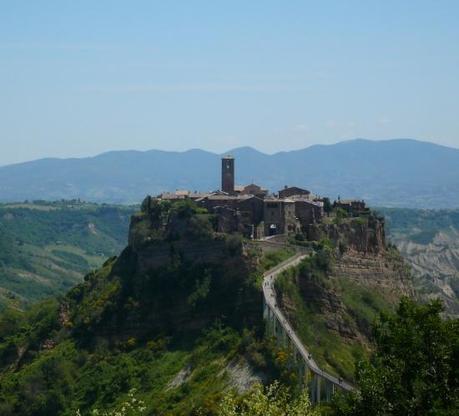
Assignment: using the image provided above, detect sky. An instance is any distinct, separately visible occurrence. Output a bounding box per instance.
[1,0,458,166]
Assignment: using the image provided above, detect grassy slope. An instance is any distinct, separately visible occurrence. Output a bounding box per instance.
[0,202,136,308]
[0,245,286,416]
[275,252,395,381]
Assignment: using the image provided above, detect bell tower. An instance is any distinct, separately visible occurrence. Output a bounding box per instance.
[221,155,235,194]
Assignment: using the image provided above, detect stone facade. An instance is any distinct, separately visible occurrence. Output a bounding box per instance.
[238,183,268,198]
[221,155,235,194]
[279,186,311,199]
[263,198,300,236]
[333,199,368,216]
[197,194,264,238]
[294,199,324,231]
[153,157,356,240]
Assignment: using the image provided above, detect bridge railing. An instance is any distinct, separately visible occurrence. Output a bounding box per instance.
[262,254,354,403]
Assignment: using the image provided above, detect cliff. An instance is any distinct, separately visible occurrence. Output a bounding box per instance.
[308,213,386,254]
[66,197,261,341]
[276,210,414,381]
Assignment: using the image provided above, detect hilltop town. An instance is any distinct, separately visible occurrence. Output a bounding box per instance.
[149,155,368,240]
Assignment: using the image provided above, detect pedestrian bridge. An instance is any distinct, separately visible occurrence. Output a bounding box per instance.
[262,253,354,404]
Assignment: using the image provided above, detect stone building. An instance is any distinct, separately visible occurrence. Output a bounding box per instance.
[293,199,324,231]
[334,199,367,216]
[236,183,268,198]
[156,156,327,239]
[263,198,299,236]
[278,186,311,199]
[196,194,264,238]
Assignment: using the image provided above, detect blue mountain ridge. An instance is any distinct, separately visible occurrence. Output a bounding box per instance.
[0,139,458,208]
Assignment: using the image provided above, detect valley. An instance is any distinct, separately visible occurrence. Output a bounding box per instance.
[381,208,459,316]
[0,201,136,309]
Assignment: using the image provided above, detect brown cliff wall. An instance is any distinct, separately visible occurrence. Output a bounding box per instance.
[308,215,386,254]
[134,239,229,273]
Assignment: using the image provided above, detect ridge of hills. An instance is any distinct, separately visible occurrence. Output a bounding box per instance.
[1,139,459,207]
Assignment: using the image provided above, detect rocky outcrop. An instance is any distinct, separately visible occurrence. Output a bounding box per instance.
[276,212,415,380]
[331,250,414,300]
[308,214,386,254]
[67,197,261,340]
[394,230,459,316]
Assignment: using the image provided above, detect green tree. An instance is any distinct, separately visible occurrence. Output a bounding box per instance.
[216,382,318,416]
[76,389,147,416]
[322,198,332,214]
[333,298,459,416]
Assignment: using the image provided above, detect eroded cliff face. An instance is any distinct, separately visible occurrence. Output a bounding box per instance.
[276,212,414,380]
[308,214,386,254]
[66,197,261,340]
[305,214,413,340]
[393,230,459,316]
[333,249,413,297]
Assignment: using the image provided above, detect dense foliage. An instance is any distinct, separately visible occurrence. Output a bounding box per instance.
[333,298,459,416]
[215,382,318,416]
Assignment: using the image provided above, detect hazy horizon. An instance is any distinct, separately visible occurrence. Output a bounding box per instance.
[1,137,459,168]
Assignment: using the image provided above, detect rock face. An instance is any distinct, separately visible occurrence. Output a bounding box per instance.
[67,197,261,340]
[287,250,413,343]
[332,250,414,299]
[276,210,415,380]
[395,230,459,315]
[378,208,459,317]
[308,214,386,254]
[127,196,244,273]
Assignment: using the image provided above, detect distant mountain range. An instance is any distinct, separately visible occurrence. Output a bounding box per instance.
[1,139,458,208]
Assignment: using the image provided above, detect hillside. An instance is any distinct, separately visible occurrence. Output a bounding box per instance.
[0,198,421,415]
[0,201,135,309]
[275,211,413,381]
[1,139,459,207]
[381,208,459,316]
[0,199,291,416]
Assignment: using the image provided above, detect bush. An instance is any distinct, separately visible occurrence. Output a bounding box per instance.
[332,298,459,416]
[215,381,318,416]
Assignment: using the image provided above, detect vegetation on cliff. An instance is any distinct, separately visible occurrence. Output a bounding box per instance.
[276,207,413,381]
[1,199,456,415]
[0,199,290,415]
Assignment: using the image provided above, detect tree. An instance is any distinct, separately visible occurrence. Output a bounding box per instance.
[333,298,459,416]
[322,198,332,215]
[216,381,318,416]
[77,389,147,416]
